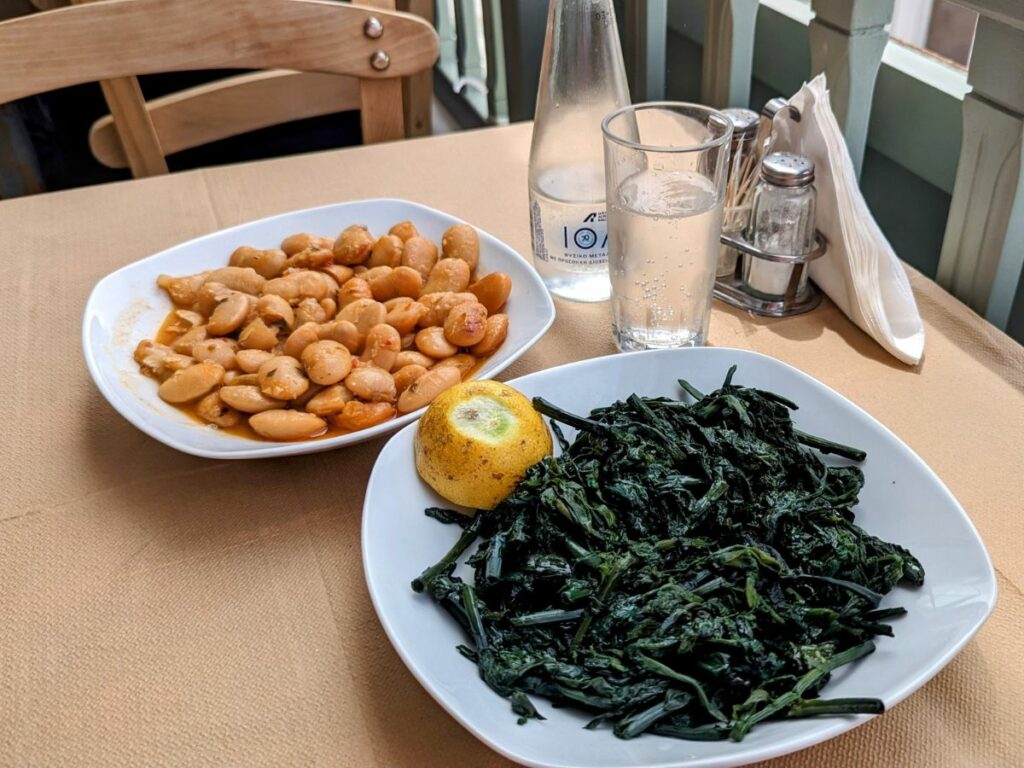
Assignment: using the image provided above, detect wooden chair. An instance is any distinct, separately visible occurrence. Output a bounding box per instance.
[0,0,439,177]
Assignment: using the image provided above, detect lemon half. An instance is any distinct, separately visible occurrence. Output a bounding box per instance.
[414,380,552,510]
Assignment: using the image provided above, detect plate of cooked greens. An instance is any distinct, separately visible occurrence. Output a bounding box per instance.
[362,348,995,768]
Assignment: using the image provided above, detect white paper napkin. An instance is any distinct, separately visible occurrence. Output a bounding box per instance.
[771,74,925,365]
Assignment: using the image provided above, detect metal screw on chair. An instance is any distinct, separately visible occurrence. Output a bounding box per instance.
[370,50,391,71]
[363,16,384,39]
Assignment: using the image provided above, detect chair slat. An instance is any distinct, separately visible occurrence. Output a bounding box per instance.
[89,71,362,169]
[399,0,435,137]
[0,0,438,104]
[353,0,407,144]
[66,0,168,176]
[94,77,169,177]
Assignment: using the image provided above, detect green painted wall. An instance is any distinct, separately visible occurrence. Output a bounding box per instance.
[859,150,950,277]
[665,28,704,104]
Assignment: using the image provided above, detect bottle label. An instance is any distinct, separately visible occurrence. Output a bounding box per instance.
[530,198,608,270]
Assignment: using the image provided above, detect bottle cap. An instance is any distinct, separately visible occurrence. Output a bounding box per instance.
[761,152,815,187]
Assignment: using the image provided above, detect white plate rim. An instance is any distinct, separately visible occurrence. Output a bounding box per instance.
[81,198,556,459]
[362,347,997,768]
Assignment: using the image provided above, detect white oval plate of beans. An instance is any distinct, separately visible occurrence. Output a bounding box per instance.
[82,198,556,459]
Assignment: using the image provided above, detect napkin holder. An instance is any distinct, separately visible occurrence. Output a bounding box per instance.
[714,231,828,317]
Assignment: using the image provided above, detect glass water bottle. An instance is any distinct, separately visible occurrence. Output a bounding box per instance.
[528,0,630,302]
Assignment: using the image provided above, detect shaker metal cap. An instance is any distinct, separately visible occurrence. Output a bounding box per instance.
[761,152,815,187]
[761,97,789,120]
[721,107,759,140]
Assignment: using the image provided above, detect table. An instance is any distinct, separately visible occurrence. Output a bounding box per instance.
[1,123,1021,767]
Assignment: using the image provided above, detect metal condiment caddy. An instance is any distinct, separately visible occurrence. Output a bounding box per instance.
[714,229,828,317]
[713,102,827,318]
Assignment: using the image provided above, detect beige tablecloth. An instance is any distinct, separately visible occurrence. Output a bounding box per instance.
[1,124,1021,767]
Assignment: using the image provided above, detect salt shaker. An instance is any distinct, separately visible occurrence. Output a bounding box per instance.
[744,152,816,297]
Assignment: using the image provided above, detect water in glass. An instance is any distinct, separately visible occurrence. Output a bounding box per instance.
[608,168,723,350]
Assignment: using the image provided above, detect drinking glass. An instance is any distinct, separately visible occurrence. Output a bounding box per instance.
[601,102,732,351]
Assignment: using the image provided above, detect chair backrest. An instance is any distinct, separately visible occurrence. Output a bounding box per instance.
[0,0,439,174]
[86,70,365,170]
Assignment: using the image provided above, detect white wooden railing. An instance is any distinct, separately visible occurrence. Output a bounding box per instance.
[702,0,1024,328]
[937,3,1023,329]
[435,0,509,125]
